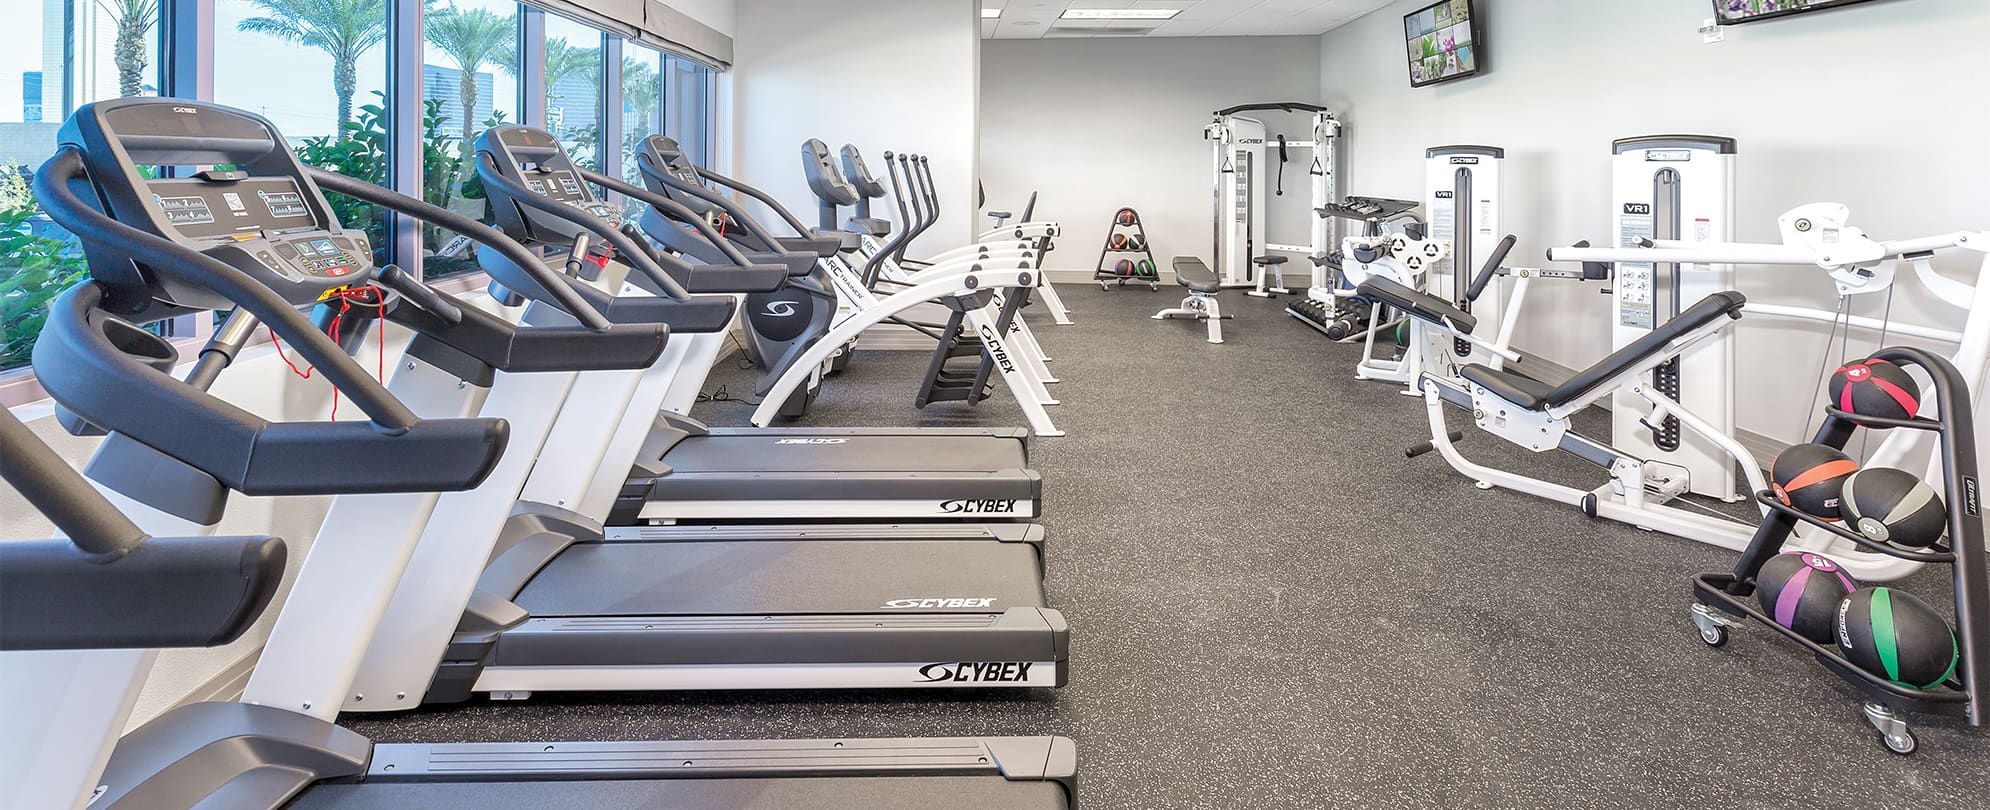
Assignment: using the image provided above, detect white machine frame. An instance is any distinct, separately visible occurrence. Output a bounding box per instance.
[1551,204,1990,581]
[1425,146,1510,367]
[1608,136,1740,501]
[1205,104,1339,294]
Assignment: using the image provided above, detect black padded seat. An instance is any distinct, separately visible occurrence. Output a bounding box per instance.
[846,217,892,237]
[1461,291,1748,412]
[987,210,1012,219]
[1171,257,1222,294]
[1252,256,1288,266]
[1356,277,1476,335]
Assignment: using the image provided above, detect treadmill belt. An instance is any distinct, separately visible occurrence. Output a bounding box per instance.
[517,541,1046,616]
[665,433,1026,473]
[291,776,1068,809]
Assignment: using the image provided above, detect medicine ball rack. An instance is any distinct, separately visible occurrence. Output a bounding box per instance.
[1096,207,1160,290]
[1689,346,1989,756]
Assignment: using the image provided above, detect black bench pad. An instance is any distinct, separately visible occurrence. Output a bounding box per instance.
[1171,257,1222,294]
[1461,290,1748,412]
[1356,277,1477,335]
[1252,256,1289,266]
[1460,366,1557,411]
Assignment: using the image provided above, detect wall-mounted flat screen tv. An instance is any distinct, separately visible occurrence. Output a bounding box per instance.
[1713,0,1885,24]
[1405,0,1482,88]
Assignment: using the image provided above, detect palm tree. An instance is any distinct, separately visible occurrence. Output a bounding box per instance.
[621,56,657,138]
[96,0,159,98]
[425,4,516,144]
[543,35,600,121]
[237,0,388,131]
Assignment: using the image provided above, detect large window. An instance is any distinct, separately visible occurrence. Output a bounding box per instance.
[662,55,714,168]
[619,43,663,188]
[2,0,161,371]
[0,1,724,382]
[542,14,602,172]
[422,0,520,277]
[215,0,392,267]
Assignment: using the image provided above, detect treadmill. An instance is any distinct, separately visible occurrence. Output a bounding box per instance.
[471,126,1045,524]
[9,97,1075,809]
[333,125,1065,706]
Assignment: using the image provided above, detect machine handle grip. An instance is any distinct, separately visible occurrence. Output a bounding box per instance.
[473,157,694,301]
[579,167,756,266]
[1466,235,1519,302]
[0,405,146,558]
[306,166,611,331]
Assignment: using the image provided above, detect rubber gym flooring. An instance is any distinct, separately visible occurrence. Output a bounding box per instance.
[344,285,1990,808]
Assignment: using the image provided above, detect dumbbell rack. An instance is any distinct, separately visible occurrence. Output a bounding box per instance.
[1095,207,1159,290]
[1689,346,1990,756]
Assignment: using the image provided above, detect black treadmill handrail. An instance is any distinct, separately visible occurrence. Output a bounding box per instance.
[307,167,612,332]
[0,405,287,651]
[474,153,694,302]
[696,165,817,237]
[633,152,785,254]
[575,167,757,268]
[34,150,417,432]
[0,404,144,558]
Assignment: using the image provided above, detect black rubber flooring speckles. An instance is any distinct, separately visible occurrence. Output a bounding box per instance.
[344,286,1990,808]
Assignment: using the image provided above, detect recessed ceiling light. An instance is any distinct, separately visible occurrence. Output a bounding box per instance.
[981,8,1001,19]
[1059,9,1182,20]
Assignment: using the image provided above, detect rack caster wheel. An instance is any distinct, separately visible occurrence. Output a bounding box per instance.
[1690,603,1737,648]
[1865,703,1917,755]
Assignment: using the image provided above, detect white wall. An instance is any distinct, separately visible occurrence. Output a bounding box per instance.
[663,0,735,37]
[730,0,980,254]
[1319,0,1990,448]
[981,36,1323,279]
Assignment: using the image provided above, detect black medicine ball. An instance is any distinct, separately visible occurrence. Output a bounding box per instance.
[1830,359,1921,425]
[1756,552,1859,643]
[1771,444,1859,520]
[1841,467,1947,549]
[1837,587,1957,689]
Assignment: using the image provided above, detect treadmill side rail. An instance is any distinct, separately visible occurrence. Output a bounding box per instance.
[92,702,369,810]
[363,736,1077,787]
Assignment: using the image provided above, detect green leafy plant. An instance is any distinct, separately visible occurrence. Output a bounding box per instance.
[0,164,89,371]
[294,92,459,266]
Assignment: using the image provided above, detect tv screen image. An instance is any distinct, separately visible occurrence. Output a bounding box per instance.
[1404,0,1479,88]
[1714,0,1883,24]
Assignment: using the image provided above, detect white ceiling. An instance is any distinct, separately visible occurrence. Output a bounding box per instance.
[981,0,1399,39]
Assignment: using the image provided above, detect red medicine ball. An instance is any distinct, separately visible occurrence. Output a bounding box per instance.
[1830,358,1921,425]
[1772,443,1859,520]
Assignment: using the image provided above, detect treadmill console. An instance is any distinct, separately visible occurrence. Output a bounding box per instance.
[635,135,717,216]
[478,125,625,244]
[59,102,378,315]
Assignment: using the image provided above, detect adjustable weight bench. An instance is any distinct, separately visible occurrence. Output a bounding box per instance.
[1154,257,1232,343]
[1408,290,1771,555]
